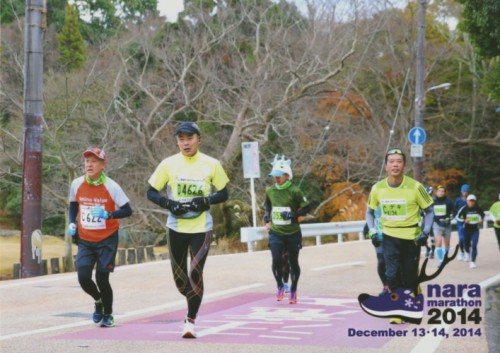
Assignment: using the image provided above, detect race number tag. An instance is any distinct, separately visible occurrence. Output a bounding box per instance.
[272,206,292,225]
[176,178,206,201]
[466,213,480,225]
[80,205,106,230]
[380,199,408,221]
[434,204,446,217]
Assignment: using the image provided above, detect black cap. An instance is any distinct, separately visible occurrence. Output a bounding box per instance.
[174,121,201,135]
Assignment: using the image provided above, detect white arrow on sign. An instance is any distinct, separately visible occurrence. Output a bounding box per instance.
[413,129,422,144]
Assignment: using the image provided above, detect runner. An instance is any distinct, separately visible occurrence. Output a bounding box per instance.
[67,147,133,327]
[263,155,310,304]
[424,186,436,259]
[146,121,229,338]
[431,185,454,268]
[360,148,433,324]
[488,193,500,250]
[456,194,485,268]
[454,184,470,260]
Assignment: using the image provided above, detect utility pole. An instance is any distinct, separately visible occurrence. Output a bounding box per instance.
[413,0,427,183]
[20,0,46,278]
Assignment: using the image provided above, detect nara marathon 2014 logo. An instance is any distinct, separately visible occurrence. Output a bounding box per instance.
[356,245,482,328]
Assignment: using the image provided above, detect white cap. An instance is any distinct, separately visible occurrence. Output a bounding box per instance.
[467,194,476,201]
[269,155,293,179]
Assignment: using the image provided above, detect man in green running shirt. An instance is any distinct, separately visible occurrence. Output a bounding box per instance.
[359,148,434,324]
[366,148,434,294]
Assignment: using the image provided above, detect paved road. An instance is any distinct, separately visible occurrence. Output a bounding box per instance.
[1,229,499,353]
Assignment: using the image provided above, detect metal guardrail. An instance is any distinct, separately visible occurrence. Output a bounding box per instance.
[240,211,493,252]
[241,220,366,252]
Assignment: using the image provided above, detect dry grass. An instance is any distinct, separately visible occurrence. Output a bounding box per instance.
[0,234,78,280]
[0,235,168,280]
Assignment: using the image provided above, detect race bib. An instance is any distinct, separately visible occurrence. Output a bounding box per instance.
[272,206,292,225]
[434,204,446,217]
[176,177,206,201]
[380,199,408,221]
[466,213,480,225]
[80,205,106,230]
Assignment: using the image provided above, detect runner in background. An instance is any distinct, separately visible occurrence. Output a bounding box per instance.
[424,186,436,259]
[431,185,454,268]
[454,184,470,260]
[68,147,133,328]
[456,194,485,269]
[263,155,310,304]
[488,193,500,250]
[147,121,229,338]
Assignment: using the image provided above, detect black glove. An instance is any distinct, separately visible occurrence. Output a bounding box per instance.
[280,211,295,220]
[369,229,381,247]
[166,199,188,216]
[187,197,210,212]
[415,233,429,246]
[371,234,382,247]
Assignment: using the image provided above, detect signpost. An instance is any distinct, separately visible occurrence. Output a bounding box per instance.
[242,142,260,228]
[408,127,427,145]
[408,127,426,158]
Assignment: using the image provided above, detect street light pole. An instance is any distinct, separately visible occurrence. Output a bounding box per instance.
[20,0,46,278]
[413,0,427,183]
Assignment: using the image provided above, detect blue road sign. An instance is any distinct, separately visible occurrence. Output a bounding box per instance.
[408,127,427,145]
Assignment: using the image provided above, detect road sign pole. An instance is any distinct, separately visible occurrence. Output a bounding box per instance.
[413,0,427,183]
[250,178,257,228]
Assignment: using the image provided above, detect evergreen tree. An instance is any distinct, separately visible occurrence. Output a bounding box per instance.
[57,4,86,71]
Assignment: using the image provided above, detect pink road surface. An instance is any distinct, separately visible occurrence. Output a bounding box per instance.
[53,293,400,348]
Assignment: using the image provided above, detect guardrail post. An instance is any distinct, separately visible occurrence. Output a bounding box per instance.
[315,235,321,246]
[136,247,145,263]
[338,233,343,243]
[50,258,60,274]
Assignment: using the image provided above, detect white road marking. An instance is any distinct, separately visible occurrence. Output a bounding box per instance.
[312,261,366,271]
[0,282,265,341]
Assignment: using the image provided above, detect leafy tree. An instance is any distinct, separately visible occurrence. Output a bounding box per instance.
[57,4,87,71]
[455,0,500,58]
[0,0,24,24]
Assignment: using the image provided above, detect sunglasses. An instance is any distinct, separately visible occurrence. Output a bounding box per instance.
[387,148,403,155]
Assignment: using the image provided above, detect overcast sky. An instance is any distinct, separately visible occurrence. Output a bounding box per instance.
[157,0,309,22]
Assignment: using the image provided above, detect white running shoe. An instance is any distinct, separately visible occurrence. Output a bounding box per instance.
[463,253,470,262]
[182,319,197,338]
[470,262,477,269]
[457,252,464,261]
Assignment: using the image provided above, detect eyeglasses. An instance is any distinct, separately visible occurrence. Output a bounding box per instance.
[387,148,403,155]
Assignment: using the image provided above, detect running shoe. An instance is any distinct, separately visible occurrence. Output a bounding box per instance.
[276,286,285,301]
[463,253,470,262]
[289,291,298,304]
[93,299,104,324]
[469,262,477,269]
[457,252,464,261]
[358,288,424,324]
[182,319,197,338]
[100,314,115,327]
[283,282,290,293]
